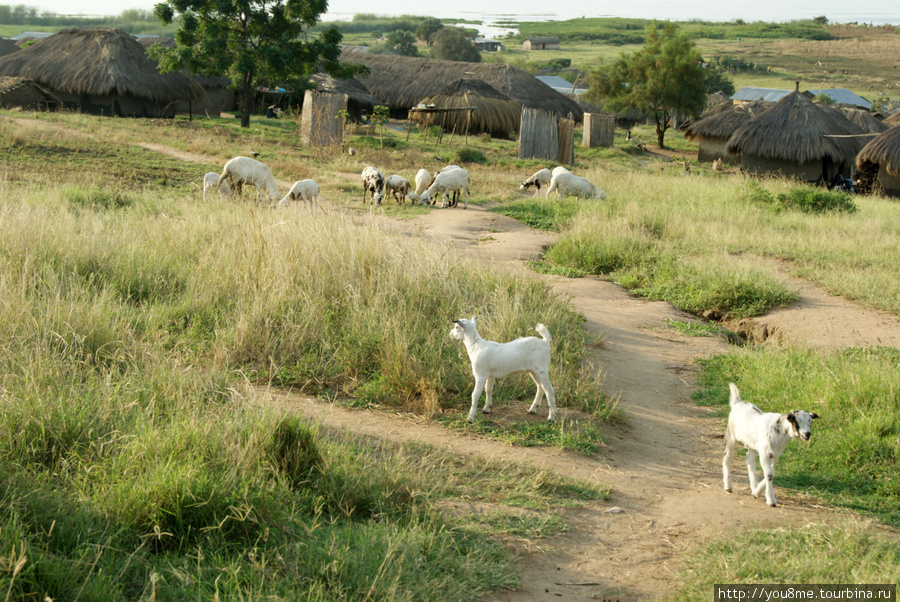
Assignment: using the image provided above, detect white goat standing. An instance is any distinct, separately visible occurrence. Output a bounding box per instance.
[419,167,469,209]
[414,168,431,198]
[450,317,557,422]
[279,179,319,216]
[722,383,820,507]
[202,172,231,200]
[519,168,551,196]
[546,171,606,201]
[361,166,385,206]
[217,156,279,203]
[384,174,418,204]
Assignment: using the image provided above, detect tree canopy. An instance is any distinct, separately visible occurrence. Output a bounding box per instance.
[430,27,481,63]
[585,21,706,148]
[153,0,365,127]
[416,17,443,47]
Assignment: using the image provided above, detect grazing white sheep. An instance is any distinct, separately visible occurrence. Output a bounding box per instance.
[551,166,572,177]
[723,383,820,507]
[414,168,431,197]
[519,168,551,197]
[361,166,385,206]
[202,171,231,200]
[217,156,278,203]
[450,317,558,422]
[419,166,469,209]
[384,175,418,204]
[278,179,319,216]
[546,171,606,200]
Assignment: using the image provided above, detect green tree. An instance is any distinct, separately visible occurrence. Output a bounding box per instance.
[385,29,419,56]
[585,22,706,148]
[430,27,481,62]
[152,0,366,128]
[703,68,735,96]
[416,17,444,47]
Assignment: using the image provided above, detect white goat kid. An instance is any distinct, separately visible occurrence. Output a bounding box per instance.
[279,179,319,216]
[546,171,606,200]
[519,168,551,196]
[722,383,820,507]
[217,156,279,203]
[419,167,469,209]
[384,174,418,204]
[450,317,557,422]
[202,172,231,200]
[361,166,385,206]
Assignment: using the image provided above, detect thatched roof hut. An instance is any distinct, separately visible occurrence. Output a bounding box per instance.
[409,78,521,139]
[308,72,382,123]
[837,106,888,134]
[0,38,19,57]
[856,126,900,197]
[340,48,583,127]
[682,100,769,163]
[726,91,867,182]
[879,111,900,128]
[0,76,60,110]
[0,27,204,118]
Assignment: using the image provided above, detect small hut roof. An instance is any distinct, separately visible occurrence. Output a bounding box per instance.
[413,78,521,138]
[0,27,204,103]
[340,48,583,121]
[856,126,900,177]
[0,38,19,57]
[881,111,900,128]
[837,106,888,134]
[309,72,382,107]
[683,100,769,141]
[0,75,60,107]
[726,91,867,163]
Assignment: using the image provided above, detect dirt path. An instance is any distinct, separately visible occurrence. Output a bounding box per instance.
[39,126,899,599]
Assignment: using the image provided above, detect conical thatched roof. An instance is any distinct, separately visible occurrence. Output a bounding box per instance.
[0,27,204,104]
[881,111,900,128]
[309,72,382,107]
[837,106,888,134]
[856,126,900,177]
[340,48,583,122]
[411,78,521,139]
[0,38,19,57]
[683,100,769,141]
[726,91,866,163]
[0,75,60,109]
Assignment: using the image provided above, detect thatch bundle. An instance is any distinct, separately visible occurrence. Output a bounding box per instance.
[0,38,18,57]
[410,78,521,139]
[837,106,888,134]
[0,75,59,110]
[880,111,900,128]
[726,91,866,164]
[857,126,900,177]
[340,48,583,125]
[682,100,769,141]
[0,27,204,111]
[309,72,382,123]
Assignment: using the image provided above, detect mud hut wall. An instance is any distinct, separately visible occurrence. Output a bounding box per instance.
[300,90,347,147]
[176,87,226,116]
[740,155,823,182]
[877,166,900,197]
[697,137,733,163]
[582,113,614,148]
[519,108,559,161]
[558,117,575,165]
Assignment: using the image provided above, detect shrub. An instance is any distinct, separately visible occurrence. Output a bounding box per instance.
[455,147,488,164]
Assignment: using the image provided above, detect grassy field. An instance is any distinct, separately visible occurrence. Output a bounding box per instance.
[1,106,899,597]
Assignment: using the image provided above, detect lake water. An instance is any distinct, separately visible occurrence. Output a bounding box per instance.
[21,0,898,34]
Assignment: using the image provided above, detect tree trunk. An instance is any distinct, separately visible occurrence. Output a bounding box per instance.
[240,71,255,129]
[654,110,669,149]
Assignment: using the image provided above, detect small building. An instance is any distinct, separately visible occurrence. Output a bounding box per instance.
[856,126,900,197]
[732,86,872,110]
[473,38,503,52]
[535,75,586,96]
[523,37,560,51]
[0,38,19,57]
[409,78,521,139]
[681,100,770,163]
[0,75,59,110]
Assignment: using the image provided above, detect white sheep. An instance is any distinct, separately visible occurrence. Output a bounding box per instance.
[519,168,551,196]
[361,166,385,206]
[414,168,431,197]
[546,171,606,200]
[217,156,279,203]
[384,175,418,204]
[202,171,231,200]
[450,317,558,422]
[279,179,319,216]
[418,166,469,209]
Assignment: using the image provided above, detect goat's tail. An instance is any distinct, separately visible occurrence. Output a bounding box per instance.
[728,382,741,407]
[535,323,551,343]
[216,168,229,189]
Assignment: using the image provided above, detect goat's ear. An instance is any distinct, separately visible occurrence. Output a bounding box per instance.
[471,315,477,325]
[810,412,820,419]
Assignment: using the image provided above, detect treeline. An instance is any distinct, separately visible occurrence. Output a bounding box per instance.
[0,5,174,35]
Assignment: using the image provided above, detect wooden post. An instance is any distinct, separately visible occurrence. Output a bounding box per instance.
[519,108,558,161]
[558,118,575,166]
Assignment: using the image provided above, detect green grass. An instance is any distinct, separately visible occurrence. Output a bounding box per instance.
[489,197,583,231]
[437,414,610,456]
[694,347,900,526]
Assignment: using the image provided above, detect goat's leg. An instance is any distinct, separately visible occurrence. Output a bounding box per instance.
[759,454,777,507]
[722,438,734,492]
[541,373,557,421]
[746,449,761,496]
[482,378,495,414]
[527,373,543,414]
[467,378,486,422]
